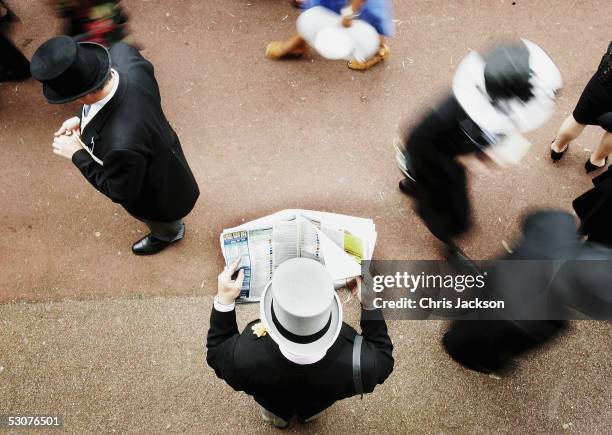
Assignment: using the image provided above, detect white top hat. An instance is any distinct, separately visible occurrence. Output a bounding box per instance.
[453,39,563,136]
[260,258,343,357]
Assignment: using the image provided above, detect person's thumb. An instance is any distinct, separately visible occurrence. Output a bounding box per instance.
[234,269,245,290]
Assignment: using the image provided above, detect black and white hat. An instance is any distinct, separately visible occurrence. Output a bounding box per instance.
[453,39,562,136]
[260,258,343,357]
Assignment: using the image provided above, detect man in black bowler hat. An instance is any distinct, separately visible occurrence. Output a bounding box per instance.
[30,36,199,255]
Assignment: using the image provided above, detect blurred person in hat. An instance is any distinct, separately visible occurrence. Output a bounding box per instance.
[206,257,393,429]
[30,36,199,255]
[549,41,612,173]
[395,39,562,261]
[0,0,30,82]
[266,0,394,71]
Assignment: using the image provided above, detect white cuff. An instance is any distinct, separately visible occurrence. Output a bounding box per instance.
[213,296,235,312]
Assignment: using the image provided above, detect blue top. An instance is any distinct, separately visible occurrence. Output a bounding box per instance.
[303,0,395,37]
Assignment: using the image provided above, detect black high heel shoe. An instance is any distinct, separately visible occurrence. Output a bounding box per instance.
[585,156,608,174]
[550,140,568,162]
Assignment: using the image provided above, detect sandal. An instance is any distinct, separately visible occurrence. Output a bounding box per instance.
[347,44,390,71]
[265,41,306,60]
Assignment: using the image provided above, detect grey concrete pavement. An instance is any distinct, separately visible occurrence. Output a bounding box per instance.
[1,295,611,433]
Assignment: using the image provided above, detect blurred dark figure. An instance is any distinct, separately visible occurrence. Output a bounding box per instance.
[443,210,612,374]
[0,1,30,82]
[573,166,612,246]
[54,0,129,46]
[396,40,562,262]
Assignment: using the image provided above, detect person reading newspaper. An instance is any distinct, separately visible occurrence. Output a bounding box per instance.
[206,257,393,429]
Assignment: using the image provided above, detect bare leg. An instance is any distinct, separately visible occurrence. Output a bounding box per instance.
[551,115,586,152]
[266,33,307,59]
[279,34,307,54]
[589,131,612,166]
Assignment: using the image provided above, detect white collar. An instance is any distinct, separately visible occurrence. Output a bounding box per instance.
[279,346,326,365]
[81,68,120,129]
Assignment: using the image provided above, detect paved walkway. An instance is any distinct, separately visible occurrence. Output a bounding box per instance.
[1,296,610,433]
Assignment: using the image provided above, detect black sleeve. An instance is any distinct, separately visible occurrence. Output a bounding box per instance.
[359,308,394,392]
[405,95,475,157]
[206,307,241,387]
[72,148,146,204]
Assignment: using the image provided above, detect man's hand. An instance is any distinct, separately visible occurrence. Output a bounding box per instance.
[349,276,363,304]
[217,257,245,305]
[52,134,84,159]
[54,116,81,137]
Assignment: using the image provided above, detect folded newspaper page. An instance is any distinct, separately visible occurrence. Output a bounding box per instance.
[220,209,377,302]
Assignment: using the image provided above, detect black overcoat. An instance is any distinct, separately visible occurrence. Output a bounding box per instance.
[573,167,612,247]
[206,307,394,421]
[72,43,199,222]
[403,95,483,243]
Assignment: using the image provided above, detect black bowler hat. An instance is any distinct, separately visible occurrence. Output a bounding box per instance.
[30,36,111,104]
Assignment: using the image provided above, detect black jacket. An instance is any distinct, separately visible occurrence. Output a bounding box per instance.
[206,307,393,421]
[72,43,199,221]
[403,95,484,242]
[573,167,612,247]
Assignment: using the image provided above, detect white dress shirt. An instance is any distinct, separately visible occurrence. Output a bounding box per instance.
[213,296,326,365]
[81,68,120,131]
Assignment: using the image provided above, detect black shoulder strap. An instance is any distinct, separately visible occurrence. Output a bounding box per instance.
[352,335,364,399]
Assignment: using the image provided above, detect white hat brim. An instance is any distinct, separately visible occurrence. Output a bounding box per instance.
[452,39,562,135]
[260,281,343,357]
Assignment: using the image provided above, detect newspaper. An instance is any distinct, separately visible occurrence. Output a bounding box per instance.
[220,209,377,302]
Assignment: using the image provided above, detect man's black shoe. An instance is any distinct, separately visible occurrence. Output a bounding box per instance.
[132,225,184,256]
[398,178,417,197]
